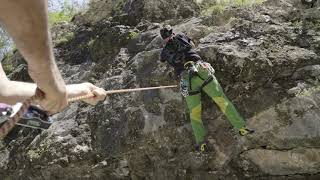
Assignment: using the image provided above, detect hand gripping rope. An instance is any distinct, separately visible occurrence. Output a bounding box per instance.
[0,85,177,139]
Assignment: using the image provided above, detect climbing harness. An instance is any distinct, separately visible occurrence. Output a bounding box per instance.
[180,61,215,97]
[0,85,178,139]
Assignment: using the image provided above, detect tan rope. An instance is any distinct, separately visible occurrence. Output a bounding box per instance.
[0,85,177,139]
[68,85,177,102]
[104,85,177,94]
[68,94,95,102]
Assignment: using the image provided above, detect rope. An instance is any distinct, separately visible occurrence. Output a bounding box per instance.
[104,85,177,94]
[0,85,178,139]
[68,94,95,102]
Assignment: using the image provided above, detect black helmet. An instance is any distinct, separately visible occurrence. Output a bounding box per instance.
[160,25,173,39]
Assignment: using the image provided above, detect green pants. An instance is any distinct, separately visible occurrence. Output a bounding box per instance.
[180,62,246,144]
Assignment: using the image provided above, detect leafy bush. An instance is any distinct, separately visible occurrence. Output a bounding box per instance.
[48,11,74,26]
[55,32,75,45]
[2,62,14,74]
[201,0,266,16]
[0,27,13,61]
[48,0,87,26]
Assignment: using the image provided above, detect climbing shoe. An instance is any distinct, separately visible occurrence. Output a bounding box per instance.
[18,105,52,130]
[239,127,255,136]
[0,104,52,130]
[195,142,208,152]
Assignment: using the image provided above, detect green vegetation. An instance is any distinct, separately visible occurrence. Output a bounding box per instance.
[202,4,225,16]
[113,0,126,15]
[48,0,79,26]
[2,62,14,74]
[126,31,139,40]
[291,18,301,27]
[1,52,15,74]
[55,31,75,45]
[299,83,320,97]
[314,20,320,27]
[0,27,13,61]
[88,39,95,47]
[201,0,266,16]
[48,11,74,26]
[27,149,41,160]
[0,36,5,50]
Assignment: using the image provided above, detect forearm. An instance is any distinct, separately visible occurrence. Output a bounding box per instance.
[0,0,53,67]
[66,84,91,99]
[0,81,90,105]
[0,0,65,92]
[0,80,36,105]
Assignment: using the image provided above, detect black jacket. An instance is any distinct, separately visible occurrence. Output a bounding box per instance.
[160,33,201,75]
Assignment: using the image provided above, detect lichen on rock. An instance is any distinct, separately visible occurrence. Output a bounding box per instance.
[1,0,320,179]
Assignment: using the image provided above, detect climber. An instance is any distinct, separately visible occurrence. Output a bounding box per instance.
[159,25,254,152]
[0,0,107,113]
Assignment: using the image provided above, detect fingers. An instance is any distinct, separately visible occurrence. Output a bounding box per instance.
[80,84,106,105]
[85,88,107,105]
[37,83,106,111]
[93,88,107,101]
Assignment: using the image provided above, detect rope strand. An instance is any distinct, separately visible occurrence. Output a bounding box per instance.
[0,85,177,139]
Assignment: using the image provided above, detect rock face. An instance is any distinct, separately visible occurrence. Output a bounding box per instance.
[75,0,199,25]
[1,0,320,179]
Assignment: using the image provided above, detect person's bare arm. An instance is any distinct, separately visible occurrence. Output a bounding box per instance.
[0,0,67,113]
[0,64,36,104]
[0,65,106,106]
[66,83,107,105]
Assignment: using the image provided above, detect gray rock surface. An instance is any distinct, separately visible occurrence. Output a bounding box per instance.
[1,0,320,179]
